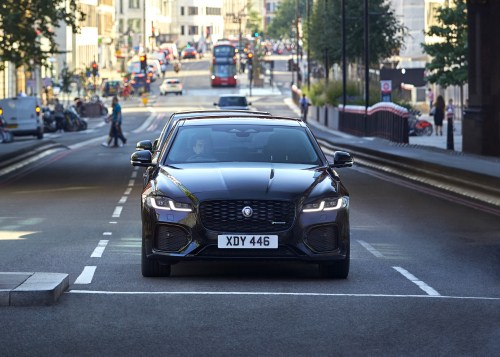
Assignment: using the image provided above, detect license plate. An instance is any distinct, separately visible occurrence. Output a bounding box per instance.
[170,85,177,88]
[6,124,18,129]
[218,235,278,249]
[109,89,115,92]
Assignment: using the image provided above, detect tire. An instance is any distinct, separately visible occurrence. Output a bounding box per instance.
[80,120,88,131]
[318,243,350,279]
[142,234,171,277]
[36,127,44,140]
[0,132,4,144]
[423,126,433,136]
[101,107,108,116]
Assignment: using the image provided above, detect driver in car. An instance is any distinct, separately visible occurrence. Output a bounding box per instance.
[188,134,214,160]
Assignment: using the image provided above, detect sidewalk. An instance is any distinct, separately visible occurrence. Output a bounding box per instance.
[285,98,500,208]
[409,113,463,151]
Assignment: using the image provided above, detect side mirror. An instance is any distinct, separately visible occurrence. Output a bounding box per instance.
[329,151,353,168]
[131,150,155,167]
[248,102,252,106]
[213,103,217,106]
[136,140,153,152]
[152,138,159,151]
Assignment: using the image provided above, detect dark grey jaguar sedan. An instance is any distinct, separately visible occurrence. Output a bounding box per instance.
[131,115,353,278]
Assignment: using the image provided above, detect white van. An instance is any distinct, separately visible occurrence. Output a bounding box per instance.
[0,97,43,139]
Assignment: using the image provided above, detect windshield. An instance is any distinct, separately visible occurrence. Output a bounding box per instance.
[212,64,237,78]
[127,62,140,73]
[165,124,321,165]
[214,46,236,57]
[219,97,247,107]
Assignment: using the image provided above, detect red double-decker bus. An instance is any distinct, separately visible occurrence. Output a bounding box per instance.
[211,42,237,87]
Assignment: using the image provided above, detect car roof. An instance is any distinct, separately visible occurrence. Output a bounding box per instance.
[182,116,302,126]
[218,94,246,98]
[164,78,179,82]
[171,110,271,120]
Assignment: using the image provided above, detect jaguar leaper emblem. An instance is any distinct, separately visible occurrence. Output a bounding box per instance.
[242,206,253,218]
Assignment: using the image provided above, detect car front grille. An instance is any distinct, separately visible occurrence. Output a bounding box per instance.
[154,225,190,252]
[196,245,296,258]
[304,225,338,252]
[199,200,295,233]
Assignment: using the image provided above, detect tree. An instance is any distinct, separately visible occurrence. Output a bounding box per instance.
[60,62,74,105]
[308,0,406,68]
[421,0,467,112]
[266,0,307,39]
[0,0,85,71]
[246,1,263,35]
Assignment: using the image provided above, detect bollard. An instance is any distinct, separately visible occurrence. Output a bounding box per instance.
[142,92,148,105]
[447,109,454,150]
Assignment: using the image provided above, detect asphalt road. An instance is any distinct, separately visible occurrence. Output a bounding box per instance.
[1,58,499,356]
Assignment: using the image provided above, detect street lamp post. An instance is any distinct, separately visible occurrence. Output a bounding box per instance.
[364,0,369,118]
[342,0,346,116]
[307,0,310,91]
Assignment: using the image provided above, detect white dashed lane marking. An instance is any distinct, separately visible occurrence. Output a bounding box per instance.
[134,166,139,171]
[109,221,117,224]
[118,196,128,204]
[124,188,132,195]
[357,240,384,257]
[103,232,112,236]
[128,180,135,186]
[74,266,97,285]
[112,206,123,218]
[131,171,137,178]
[91,240,109,258]
[393,267,440,296]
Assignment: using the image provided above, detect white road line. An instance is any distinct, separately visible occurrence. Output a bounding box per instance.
[124,188,132,195]
[393,267,440,296]
[66,290,500,301]
[74,266,97,284]
[131,171,137,178]
[103,232,112,236]
[109,221,117,224]
[68,135,109,150]
[90,240,109,258]
[357,240,384,257]
[134,166,139,171]
[128,180,135,186]
[118,196,128,204]
[112,206,123,218]
[132,108,157,134]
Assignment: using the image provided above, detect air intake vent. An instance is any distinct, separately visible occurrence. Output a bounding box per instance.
[305,225,338,252]
[154,225,190,252]
[196,245,296,257]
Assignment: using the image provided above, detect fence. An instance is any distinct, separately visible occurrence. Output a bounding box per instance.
[292,85,409,143]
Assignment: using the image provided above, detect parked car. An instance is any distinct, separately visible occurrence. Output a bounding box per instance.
[102,80,121,97]
[0,96,43,139]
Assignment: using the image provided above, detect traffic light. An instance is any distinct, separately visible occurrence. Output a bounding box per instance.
[92,62,98,76]
[254,27,258,37]
[152,27,155,37]
[247,52,253,66]
[140,55,147,73]
[206,27,210,35]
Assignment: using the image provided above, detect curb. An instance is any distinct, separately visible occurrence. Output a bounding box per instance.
[0,141,67,171]
[1,272,69,306]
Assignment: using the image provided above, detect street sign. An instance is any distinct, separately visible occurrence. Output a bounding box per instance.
[49,56,57,63]
[27,79,36,88]
[86,70,91,78]
[381,80,392,102]
[42,78,52,87]
[116,50,122,56]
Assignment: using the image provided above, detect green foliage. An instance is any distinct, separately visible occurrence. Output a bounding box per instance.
[302,80,381,107]
[391,92,414,110]
[246,1,263,34]
[308,0,406,69]
[266,0,307,39]
[421,0,467,87]
[60,63,74,94]
[0,0,85,71]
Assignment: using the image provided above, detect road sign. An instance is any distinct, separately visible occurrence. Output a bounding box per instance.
[42,77,52,87]
[381,80,392,93]
[27,79,36,88]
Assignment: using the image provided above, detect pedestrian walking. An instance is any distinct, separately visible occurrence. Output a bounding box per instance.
[430,95,445,136]
[429,88,434,110]
[299,94,310,122]
[102,96,127,147]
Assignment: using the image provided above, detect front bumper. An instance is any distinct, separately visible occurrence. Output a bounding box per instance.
[142,201,350,264]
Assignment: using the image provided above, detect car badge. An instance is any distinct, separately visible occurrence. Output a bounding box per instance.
[242,206,253,218]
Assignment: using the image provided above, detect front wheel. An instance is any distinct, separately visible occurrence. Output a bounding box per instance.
[318,244,350,279]
[423,126,433,136]
[142,236,171,277]
[36,127,44,139]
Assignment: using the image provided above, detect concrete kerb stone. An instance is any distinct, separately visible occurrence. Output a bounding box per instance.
[2,273,69,306]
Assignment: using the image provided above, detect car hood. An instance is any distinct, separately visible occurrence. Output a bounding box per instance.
[153,163,338,205]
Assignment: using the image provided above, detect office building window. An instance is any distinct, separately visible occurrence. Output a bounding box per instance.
[180,6,184,15]
[120,0,123,13]
[129,0,139,9]
[181,25,185,35]
[188,26,198,35]
[206,7,221,15]
[188,6,198,15]
[266,3,270,11]
[127,19,141,33]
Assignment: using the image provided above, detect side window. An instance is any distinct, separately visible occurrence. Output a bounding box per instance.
[158,120,179,162]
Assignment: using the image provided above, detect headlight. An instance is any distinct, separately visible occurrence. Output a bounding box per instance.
[302,197,346,212]
[150,197,193,212]
[234,75,238,79]
[211,75,215,79]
